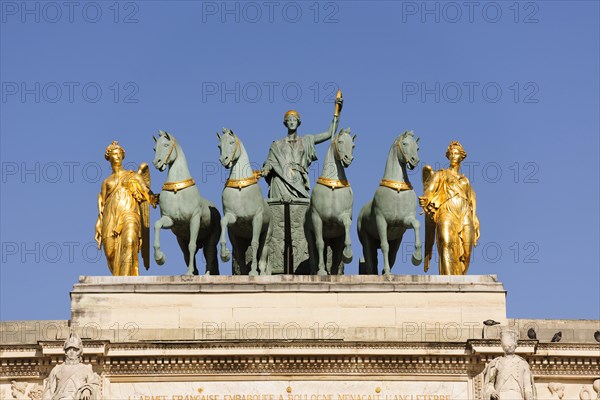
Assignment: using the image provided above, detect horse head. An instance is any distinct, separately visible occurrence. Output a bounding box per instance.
[153,130,176,172]
[216,127,240,169]
[395,130,420,170]
[333,127,356,168]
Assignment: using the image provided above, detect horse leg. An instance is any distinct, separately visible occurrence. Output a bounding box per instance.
[406,216,422,266]
[249,209,265,276]
[375,212,392,275]
[332,236,345,275]
[185,213,201,276]
[233,236,250,275]
[387,238,402,271]
[357,216,372,274]
[219,213,236,262]
[205,206,221,276]
[203,235,219,276]
[341,213,353,264]
[311,211,327,276]
[175,235,192,270]
[258,218,272,275]
[153,215,173,265]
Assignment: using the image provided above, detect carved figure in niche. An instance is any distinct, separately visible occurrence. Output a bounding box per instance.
[42,333,100,400]
[483,328,536,400]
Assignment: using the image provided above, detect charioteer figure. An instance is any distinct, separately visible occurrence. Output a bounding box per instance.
[261,91,343,274]
[262,92,343,200]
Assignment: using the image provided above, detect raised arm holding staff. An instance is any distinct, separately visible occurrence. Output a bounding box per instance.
[263,90,343,201]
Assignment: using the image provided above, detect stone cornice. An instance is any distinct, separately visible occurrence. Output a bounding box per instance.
[2,340,598,379]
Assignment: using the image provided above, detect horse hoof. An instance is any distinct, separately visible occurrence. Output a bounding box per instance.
[317,269,328,276]
[249,270,259,276]
[411,254,422,266]
[220,249,231,262]
[382,269,392,276]
[342,248,353,264]
[155,253,166,266]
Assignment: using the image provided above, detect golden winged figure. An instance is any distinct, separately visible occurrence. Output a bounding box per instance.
[95,142,157,276]
[419,141,480,275]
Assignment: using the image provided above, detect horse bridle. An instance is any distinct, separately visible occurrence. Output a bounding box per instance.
[162,136,177,167]
[224,135,240,168]
[222,136,261,189]
[378,135,414,193]
[333,132,347,163]
[396,135,409,163]
[160,137,197,193]
[316,133,351,190]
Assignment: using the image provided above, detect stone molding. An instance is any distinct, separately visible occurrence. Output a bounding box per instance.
[2,340,598,379]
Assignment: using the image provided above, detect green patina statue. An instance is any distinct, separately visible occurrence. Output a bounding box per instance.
[152,130,221,276]
[262,95,344,200]
[357,131,423,275]
[217,128,273,276]
[306,127,356,275]
[261,92,344,274]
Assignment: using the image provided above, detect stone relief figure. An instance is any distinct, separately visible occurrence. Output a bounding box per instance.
[95,141,157,276]
[262,94,343,200]
[10,381,42,400]
[42,333,100,400]
[420,141,480,275]
[547,383,565,399]
[578,379,600,400]
[484,328,536,400]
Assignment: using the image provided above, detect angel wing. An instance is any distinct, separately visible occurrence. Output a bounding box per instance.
[137,163,151,271]
[422,165,436,273]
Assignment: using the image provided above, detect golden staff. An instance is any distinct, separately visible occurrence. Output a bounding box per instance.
[334,89,343,117]
[331,89,343,139]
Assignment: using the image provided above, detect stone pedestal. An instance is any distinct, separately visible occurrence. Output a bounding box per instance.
[266,199,311,274]
[3,275,600,400]
[71,275,506,342]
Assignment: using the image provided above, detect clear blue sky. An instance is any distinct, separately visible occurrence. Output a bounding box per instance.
[1,1,598,321]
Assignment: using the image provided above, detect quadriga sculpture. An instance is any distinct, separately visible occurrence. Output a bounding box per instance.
[152,130,221,275]
[217,128,273,276]
[357,131,423,275]
[307,127,356,275]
